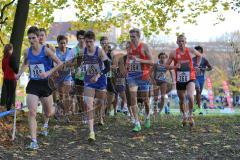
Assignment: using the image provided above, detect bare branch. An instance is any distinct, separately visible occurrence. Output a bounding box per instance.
[0,36,5,46]
[0,0,15,24]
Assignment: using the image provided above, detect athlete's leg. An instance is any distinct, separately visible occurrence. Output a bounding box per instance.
[177,90,187,126]
[96,89,107,125]
[129,85,141,131]
[186,81,195,126]
[106,91,115,115]
[195,79,201,109]
[40,95,55,136]
[64,81,73,114]
[119,91,128,114]
[84,87,95,140]
[153,85,160,116]
[159,83,167,113]
[27,94,39,141]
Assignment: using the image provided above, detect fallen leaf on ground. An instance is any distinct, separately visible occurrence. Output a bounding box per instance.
[203,142,212,145]
[223,145,231,149]
[170,134,177,139]
[131,135,145,142]
[103,148,111,153]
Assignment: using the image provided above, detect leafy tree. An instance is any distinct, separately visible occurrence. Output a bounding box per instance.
[0,0,68,83]
[73,0,231,38]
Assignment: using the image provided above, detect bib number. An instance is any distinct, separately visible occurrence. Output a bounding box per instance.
[86,64,100,76]
[129,60,141,72]
[195,68,203,76]
[155,72,166,81]
[177,71,190,82]
[30,64,45,79]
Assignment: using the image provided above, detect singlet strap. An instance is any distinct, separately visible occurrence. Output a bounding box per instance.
[94,46,99,57]
[84,47,88,55]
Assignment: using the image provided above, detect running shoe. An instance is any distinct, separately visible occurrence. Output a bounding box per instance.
[40,127,48,137]
[130,117,135,124]
[182,115,187,127]
[122,107,128,115]
[189,116,195,127]
[117,107,122,113]
[132,124,141,132]
[199,108,204,115]
[145,118,151,129]
[88,132,96,141]
[27,141,39,150]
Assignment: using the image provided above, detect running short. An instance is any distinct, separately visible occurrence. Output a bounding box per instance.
[155,81,167,86]
[75,79,84,86]
[127,78,150,91]
[195,76,205,91]
[26,80,52,98]
[115,84,125,93]
[176,80,195,90]
[84,76,107,90]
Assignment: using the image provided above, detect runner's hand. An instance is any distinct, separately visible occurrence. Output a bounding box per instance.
[39,71,50,79]
[134,57,141,62]
[15,73,21,80]
[175,63,181,69]
[90,73,101,83]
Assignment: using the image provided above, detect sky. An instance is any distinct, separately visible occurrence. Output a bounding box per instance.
[53,4,240,42]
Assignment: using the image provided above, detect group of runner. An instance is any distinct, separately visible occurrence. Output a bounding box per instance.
[16,26,212,149]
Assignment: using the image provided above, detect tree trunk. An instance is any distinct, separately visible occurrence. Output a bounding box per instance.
[10,0,30,70]
[4,0,30,108]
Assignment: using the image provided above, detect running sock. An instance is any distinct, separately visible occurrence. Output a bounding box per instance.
[43,123,48,128]
[163,96,168,108]
[135,120,140,126]
[32,138,37,143]
[145,113,150,120]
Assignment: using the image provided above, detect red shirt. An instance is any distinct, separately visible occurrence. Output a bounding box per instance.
[128,42,151,80]
[174,48,196,81]
[2,55,16,80]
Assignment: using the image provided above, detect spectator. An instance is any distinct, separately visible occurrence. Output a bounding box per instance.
[0,44,18,111]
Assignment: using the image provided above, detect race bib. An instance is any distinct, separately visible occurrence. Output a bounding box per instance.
[177,71,190,82]
[85,64,100,76]
[30,64,45,79]
[129,60,141,72]
[155,72,166,81]
[115,78,125,85]
[195,68,204,76]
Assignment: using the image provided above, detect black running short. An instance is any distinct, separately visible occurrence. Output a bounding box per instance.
[176,80,195,90]
[74,79,84,86]
[26,80,52,98]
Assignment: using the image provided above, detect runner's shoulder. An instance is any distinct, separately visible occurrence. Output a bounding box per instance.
[169,50,176,58]
[46,44,56,52]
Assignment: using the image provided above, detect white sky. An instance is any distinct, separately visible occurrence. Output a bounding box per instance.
[53,5,240,42]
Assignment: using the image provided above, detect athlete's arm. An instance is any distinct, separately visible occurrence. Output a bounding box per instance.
[44,47,63,76]
[205,58,212,71]
[46,44,56,53]
[65,48,77,67]
[165,51,178,70]
[190,48,202,57]
[118,56,128,76]
[16,49,29,80]
[150,64,157,85]
[99,48,110,75]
